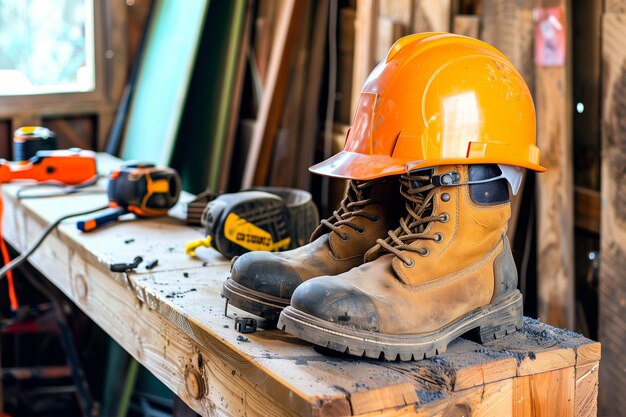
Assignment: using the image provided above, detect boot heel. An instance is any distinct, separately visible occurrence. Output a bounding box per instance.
[475,292,523,343]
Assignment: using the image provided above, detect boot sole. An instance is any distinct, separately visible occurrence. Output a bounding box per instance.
[222,278,290,322]
[277,290,523,361]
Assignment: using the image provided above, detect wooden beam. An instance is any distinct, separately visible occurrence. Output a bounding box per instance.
[241,0,306,188]
[534,2,575,330]
[413,0,452,32]
[269,1,312,187]
[218,1,253,192]
[351,0,378,120]
[599,12,626,417]
[294,0,330,190]
[208,0,250,192]
[574,187,600,234]
[375,17,404,62]
[512,368,575,417]
[452,14,480,37]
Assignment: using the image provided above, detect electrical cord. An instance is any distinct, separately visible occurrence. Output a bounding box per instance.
[16,174,104,199]
[0,204,109,280]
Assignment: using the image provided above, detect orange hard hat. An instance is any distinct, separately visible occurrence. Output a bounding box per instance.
[310,33,545,180]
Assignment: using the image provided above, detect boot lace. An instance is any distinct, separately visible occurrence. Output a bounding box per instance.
[319,179,385,240]
[365,172,447,266]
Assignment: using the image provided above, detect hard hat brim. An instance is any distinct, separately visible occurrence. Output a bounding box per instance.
[309,150,546,180]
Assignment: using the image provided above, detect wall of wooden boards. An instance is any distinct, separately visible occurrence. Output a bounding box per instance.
[599,11,626,417]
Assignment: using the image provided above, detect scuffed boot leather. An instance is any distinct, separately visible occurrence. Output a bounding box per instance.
[278,164,523,360]
[222,177,404,321]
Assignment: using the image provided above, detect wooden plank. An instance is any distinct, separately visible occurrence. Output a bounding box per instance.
[417,379,512,417]
[336,8,356,126]
[379,0,413,29]
[534,2,575,330]
[294,1,329,190]
[574,187,600,234]
[351,0,378,119]
[512,367,575,417]
[101,0,128,150]
[219,2,253,192]
[208,0,250,192]
[574,362,599,417]
[375,17,404,62]
[349,383,418,415]
[269,1,312,187]
[452,14,480,37]
[241,0,306,188]
[1,155,600,417]
[605,0,626,13]
[599,12,626,417]
[413,0,451,32]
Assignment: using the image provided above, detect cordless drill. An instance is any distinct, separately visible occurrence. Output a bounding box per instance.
[77,162,181,232]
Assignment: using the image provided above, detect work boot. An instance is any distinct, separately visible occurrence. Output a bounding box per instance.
[278,164,523,360]
[222,177,404,322]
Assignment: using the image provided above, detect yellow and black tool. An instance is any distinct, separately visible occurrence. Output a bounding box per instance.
[77,162,181,232]
[185,188,318,260]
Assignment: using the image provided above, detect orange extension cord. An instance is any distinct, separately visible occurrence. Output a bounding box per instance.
[0,187,19,311]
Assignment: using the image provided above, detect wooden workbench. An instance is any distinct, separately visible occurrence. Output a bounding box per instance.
[1,155,600,417]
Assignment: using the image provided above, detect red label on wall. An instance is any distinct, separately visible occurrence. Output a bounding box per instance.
[534,6,566,67]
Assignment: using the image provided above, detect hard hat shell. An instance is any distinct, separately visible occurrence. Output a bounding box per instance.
[310,33,545,180]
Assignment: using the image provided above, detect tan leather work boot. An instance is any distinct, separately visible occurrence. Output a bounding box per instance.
[278,164,522,360]
[222,177,404,322]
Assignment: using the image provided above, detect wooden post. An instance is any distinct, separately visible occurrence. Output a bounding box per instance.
[350,0,378,120]
[241,0,306,188]
[452,15,480,37]
[534,0,575,329]
[413,0,452,32]
[599,12,626,417]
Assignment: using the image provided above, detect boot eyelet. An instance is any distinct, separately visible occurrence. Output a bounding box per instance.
[372,215,380,223]
[439,213,449,223]
[340,233,350,241]
[434,232,444,243]
[403,258,415,268]
[441,192,450,202]
[419,248,430,257]
[356,227,366,234]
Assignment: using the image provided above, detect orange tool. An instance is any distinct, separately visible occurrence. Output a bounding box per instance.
[0,149,97,185]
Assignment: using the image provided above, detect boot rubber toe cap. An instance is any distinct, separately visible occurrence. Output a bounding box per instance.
[290,278,380,332]
[230,251,303,299]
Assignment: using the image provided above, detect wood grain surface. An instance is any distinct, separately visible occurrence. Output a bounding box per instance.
[0,155,599,417]
[599,12,626,417]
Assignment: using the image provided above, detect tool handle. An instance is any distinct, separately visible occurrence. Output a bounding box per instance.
[77,207,127,232]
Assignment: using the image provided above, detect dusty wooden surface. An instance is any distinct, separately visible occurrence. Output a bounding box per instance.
[1,154,599,417]
[599,12,626,417]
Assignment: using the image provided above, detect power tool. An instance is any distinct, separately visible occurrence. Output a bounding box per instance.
[0,149,98,185]
[185,187,319,259]
[77,162,181,232]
